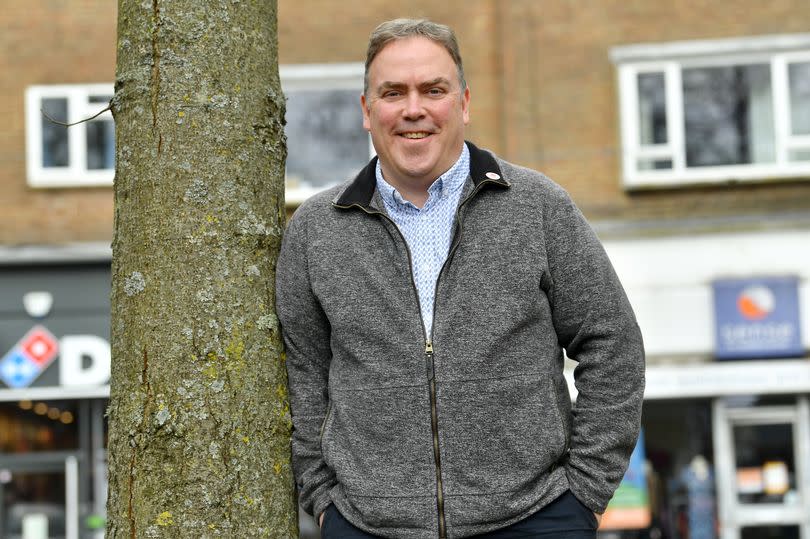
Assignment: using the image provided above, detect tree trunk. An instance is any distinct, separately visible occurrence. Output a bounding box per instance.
[106,1,295,537]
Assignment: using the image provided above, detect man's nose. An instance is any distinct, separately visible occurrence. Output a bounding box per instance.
[402,91,425,120]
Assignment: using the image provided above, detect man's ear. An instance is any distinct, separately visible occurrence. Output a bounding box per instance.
[361,93,371,131]
[462,86,471,125]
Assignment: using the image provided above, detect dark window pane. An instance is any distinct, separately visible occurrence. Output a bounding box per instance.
[88,95,112,104]
[637,158,672,170]
[788,61,810,135]
[0,400,80,453]
[41,98,69,167]
[641,399,715,539]
[638,72,668,145]
[86,119,115,170]
[683,64,775,167]
[3,471,67,536]
[741,526,799,539]
[733,423,795,505]
[285,89,367,189]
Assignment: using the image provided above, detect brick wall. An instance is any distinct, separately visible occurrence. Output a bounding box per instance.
[496,0,810,221]
[277,0,503,158]
[3,0,810,246]
[0,0,117,245]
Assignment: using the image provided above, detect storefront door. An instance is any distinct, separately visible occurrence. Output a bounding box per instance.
[713,396,810,539]
[0,455,79,539]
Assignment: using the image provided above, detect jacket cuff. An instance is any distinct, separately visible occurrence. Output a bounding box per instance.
[565,465,611,514]
[311,485,334,521]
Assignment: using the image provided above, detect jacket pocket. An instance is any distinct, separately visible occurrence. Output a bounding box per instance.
[437,373,568,496]
[321,385,435,499]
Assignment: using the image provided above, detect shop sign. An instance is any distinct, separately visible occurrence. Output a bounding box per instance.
[599,430,651,530]
[712,276,804,360]
[0,324,110,389]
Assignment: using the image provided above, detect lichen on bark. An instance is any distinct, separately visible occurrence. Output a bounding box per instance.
[107,1,296,537]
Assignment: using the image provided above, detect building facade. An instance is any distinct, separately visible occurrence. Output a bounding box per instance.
[2,1,810,538]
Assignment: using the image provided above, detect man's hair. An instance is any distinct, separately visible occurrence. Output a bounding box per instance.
[364,18,466,96]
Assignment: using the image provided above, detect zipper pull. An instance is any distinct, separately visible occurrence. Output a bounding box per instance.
[425,340,435,381]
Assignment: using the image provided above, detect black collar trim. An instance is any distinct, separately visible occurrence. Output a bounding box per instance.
[333,141,509,208]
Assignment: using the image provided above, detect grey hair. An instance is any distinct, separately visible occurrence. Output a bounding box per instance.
[364,18,466,96]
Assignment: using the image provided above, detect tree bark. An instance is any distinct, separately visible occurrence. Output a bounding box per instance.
[107,1,295,537]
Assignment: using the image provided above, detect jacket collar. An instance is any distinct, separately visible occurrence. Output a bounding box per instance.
[333,141,509,209]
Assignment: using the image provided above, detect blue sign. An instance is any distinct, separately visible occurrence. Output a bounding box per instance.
[601,429,651,529]
[0,325,59,389]
[713,276,803,360]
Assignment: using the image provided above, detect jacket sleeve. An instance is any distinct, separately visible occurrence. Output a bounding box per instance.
[275,209,336,519]
[541,187,645,514]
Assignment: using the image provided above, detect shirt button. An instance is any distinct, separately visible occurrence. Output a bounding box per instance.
[486,172,501,180]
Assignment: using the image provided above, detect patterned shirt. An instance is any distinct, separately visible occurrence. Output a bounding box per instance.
[376,143,470,338]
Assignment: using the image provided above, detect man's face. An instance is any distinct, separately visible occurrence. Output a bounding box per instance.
[362,37,470,190]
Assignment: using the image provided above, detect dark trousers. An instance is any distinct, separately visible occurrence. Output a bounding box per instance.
[320,491,598,538]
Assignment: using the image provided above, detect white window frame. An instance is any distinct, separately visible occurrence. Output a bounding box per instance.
[25,83,115,188]
[611,34,810,189]
[25,66,371,202]
[280,62,372,205]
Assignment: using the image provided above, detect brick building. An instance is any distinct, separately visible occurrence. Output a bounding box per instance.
[1,1,809,538]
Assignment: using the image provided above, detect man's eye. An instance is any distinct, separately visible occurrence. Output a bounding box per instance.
[428,88,445,96]
[382,91,401,98]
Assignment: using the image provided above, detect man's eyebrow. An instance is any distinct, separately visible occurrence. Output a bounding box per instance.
[374,78,453,93]
[376,81,406,92]
[419,77,451,88]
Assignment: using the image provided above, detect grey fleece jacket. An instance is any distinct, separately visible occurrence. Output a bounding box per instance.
[275,142,645,539]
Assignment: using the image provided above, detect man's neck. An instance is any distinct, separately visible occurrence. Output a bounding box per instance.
[378,144,468,209]
[382,174,432,208]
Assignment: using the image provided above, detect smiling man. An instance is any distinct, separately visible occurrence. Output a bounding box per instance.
[360,34,469,208]
[276,19,645,539]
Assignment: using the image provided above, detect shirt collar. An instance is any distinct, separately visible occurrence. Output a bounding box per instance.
[375,143,470,211]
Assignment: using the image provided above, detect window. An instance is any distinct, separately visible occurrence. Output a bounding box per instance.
[281,63,371,205]
[611,34,810,188]
[25,65,371,201]
[25,84,115,187]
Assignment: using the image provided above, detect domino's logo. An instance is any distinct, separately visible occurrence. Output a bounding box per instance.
[0,325,59,388]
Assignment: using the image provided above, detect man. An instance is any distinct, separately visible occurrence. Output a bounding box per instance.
[276,18,645,539]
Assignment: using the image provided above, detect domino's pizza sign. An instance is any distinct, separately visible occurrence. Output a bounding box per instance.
[0,325,59,388]
[713,276,804,360]
[0,324,111,390]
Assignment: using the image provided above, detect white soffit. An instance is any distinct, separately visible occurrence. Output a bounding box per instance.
[602,229,810,355]
[610,33,810,63]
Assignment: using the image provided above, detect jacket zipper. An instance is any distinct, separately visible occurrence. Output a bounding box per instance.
[423,180,496,537]
[334,179,500,538]
[335,202,449,536]
[424,339,446,538]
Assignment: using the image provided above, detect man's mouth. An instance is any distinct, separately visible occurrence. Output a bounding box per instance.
[400,132,430,139]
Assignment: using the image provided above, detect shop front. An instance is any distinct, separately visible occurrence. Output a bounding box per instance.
[594,229,810,539]
[2,229,808,539]
[637,362,810,539]
[0,262,110,539]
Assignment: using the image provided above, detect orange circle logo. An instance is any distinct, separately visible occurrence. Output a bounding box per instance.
[736,285,775,320]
